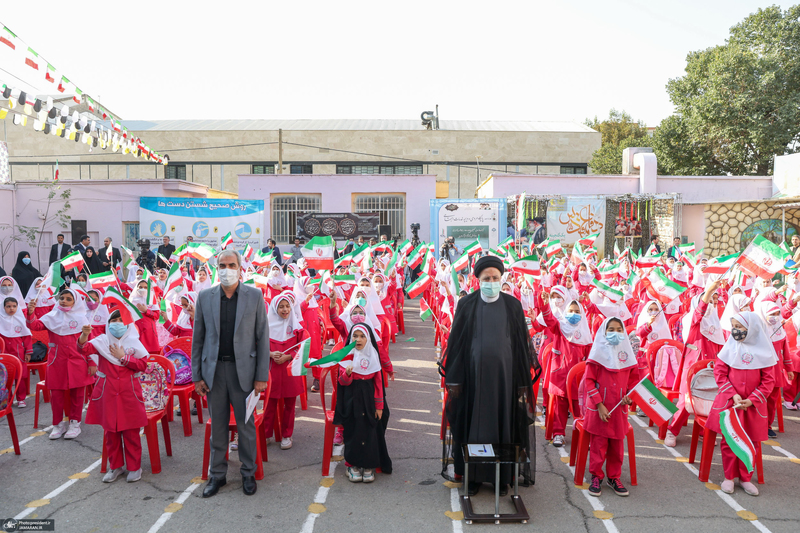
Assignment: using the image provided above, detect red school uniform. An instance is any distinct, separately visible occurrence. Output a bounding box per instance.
[0,333,32,401]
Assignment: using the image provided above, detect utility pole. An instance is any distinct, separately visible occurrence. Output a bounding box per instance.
[278,128,283,174]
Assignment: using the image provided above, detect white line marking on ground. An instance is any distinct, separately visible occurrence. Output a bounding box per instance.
[147,481,201,533]
[14,459,101,520]
[298,445,343,533]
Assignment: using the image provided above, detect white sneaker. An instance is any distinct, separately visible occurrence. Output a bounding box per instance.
[783,401,798,411]
[362,468,375,483]
[50,421,67,440]
[17,400,26,408]
[64,420,82,439]
[230,433,239,451]
[663,431,677,447]
[280,437,293,450]
[552,435,565,447]
[347,466,363,482]
[126,469,142,483]
[103,467,126,483]
[720,479,734,494]
[740,480,759,496]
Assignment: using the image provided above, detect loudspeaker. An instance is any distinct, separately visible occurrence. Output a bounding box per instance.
[379,225,391,239]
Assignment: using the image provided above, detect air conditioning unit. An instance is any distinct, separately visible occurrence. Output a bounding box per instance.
[431,150,440,155]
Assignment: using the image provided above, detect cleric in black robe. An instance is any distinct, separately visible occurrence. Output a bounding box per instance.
[440,255,540,496]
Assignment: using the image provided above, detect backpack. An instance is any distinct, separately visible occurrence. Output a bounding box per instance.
[685,364,718,417]
[30,341,48,363]
[163,345,192,385]
[653,345,681,389]
[0,362,8,412]
[139,363,169,412]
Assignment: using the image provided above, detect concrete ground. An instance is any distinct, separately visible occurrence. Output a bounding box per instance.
[1,299,800,532]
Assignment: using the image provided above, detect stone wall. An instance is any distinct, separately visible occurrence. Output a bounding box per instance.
[704,201,800,256]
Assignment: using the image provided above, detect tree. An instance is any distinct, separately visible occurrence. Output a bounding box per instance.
[660,5,800,175]
[585,109,650,174]
[0,224,38,271]
[13,182,72,269]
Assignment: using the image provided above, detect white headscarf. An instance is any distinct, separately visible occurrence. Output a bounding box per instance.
[682,294,725,345]
[340,323,382,375]
[193,267,212,292]
[176,292,197,329]
[341,292,382,333]
[0,278,31,337]
[126,265,143,285]
[0,276,27,318]
[671,265,689,284]
[756,301,786,342]
[576,263,594,286]
[354,278,385,317]
[39,288,90,336]
[268,265,287,288]
[721,294,751,332]
[589,288,632,321]
[24,277,55,307]
[86,289,110,328]
[268,293,303,342]
[129,280,158,311]
[294,276,318,309]
[88,313,149,367]
[718,312,778,370]
[691,265,707,288]
[635,300,671,343]
[557,300,592,345]
[587,317,638,371]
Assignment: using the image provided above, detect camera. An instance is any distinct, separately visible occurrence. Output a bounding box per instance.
[136,238,151,250]
[410,223,420,231]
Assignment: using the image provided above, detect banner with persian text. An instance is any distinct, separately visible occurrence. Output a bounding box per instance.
[547,198,607,254]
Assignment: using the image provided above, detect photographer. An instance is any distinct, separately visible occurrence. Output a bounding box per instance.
[135,239,156,274]
[440,236,461,265]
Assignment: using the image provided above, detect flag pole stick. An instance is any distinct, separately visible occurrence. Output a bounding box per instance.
[607,376,647,415]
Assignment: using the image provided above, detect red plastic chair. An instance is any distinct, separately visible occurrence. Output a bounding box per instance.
[319,365,341,476]
[668,314,683,343]
[0,354,22,455]
[568,361,637,486]
[540,344,557,441]
[28,329,50,401]
[396,297,405,335]
[645,339,684,439]
[162,337,204,436]
[100,354,175,475]
[0,337,4,352]
[626,324,636,335]
[318,299,339,344]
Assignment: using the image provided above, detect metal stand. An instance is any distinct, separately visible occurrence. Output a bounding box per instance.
[460,444,530,524]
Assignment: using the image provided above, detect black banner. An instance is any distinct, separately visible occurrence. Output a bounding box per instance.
[297,212,380,240]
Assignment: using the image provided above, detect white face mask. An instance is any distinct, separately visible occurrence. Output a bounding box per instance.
[768,315,780,325]
[218,268,239,286]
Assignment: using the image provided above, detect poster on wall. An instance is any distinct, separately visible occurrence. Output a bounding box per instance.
[139,197,265,251]
[296,212,380,241]
[547,197,607,254]
[429,199,506,252]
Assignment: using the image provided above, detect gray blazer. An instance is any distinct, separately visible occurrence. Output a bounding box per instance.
[191,283,271,392]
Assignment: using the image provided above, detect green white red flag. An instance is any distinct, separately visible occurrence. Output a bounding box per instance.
[398,239,413,256]
[242,244,254,261]
[544,238,563,260]
[406,244,426,269]
[41,261,63,295]
[188,242,216,262]
[289,339,312,376]
[703,252,740,275]
[88,271,117,289]
[464,239,482,256]
[635,253,661,269]
[61,250,85,271]
[420,298,433,321]
[591,278,624,303]
[498,236,514,250]
[510,253,541,277]
[307,341,357,368]
[406,272,432,298]
[164,262,183,294]
[627,377,678,426]
[282,251,292,261]
[515,192,526,236]
[302,236,335,270]
[101,288,142,325]
[642,268,687,304]
[577,232,600,247]
[451,251,469,272]
[251,249,273,267]
[220,231,234,250]
[736,235,790,280]
[719,407,755,473]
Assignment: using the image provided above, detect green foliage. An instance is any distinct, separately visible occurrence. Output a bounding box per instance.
[585,109,651,174]
[0,224,37,271]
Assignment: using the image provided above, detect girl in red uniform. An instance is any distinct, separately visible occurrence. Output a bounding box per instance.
[80,311,149,483]
[129,280,161,354]
[583,317,640,497]
[27,288,95,440]
[755,301,794,438]
[264,292,309,450]
[24,277,55,319]
[1,291,32,407]
[85,288,109,338]
[161,292,197,338]
[707,312,776,496]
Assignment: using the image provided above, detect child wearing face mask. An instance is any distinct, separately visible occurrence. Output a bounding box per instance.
[129,280,161,354]
[1,295,33,407]
[80,311,149,483]
[582,317,639,497]
[756,302,795,438]
[706,313,776,496]
[634,300,673,377]
[85,289,109,338]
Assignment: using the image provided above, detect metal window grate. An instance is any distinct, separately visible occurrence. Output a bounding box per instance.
[166,165,187,180]
[560,166,587,175]
[271,194,321,244]
[354,194,405,238]
[337,165,422,175]
[252,164,275,174]
[290,164,313,174]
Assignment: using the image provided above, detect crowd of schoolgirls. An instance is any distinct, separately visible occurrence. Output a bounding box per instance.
[1,241,403,485]
[427,235,795,499]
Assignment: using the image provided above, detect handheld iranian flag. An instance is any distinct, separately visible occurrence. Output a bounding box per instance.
[464,239,482,256]
[613,240,622,259]
[53,159,59,181]
[251,249,273,267]
[570,243,590,265]
[41,261,64,295]
[158,297,168,324]
[158,253,172,266]
[121,245,136,267]
[164,261,183,294]
[335,251,353,268]
[635,253,661,269]
[736,235,790,280]
[282,251,293,262]
[642,268,687,304]
[220,231,234,250]
[591,278,624,303]
[420,298,433,321]
[88,270,117,289]
[577,232,600,248]
[719,408,756,473]
[406,272,432,298]
[406,244,426,269]
[627,377,678,426]
[289,339,312,376]
[645,243,659,256]
[307,341,357,368]
[102,288,142,325]
[510,253,541,277]
[677,242,695,258]
[242,244,254,262]
[544,238,563,260]
[451,251,469,272]
[598,263,621,281]
[333,274,356,286]
[61,250,85,271]
[188,242,217,263]
[384,247,400,275]
[515,192,526,235]
[398,239,413,256]
[498,236,514,250]
[247,274,270,289]
[302,236,335,270]
[145,278,161,306]
[626,270,640,288]
[704,252,740,275]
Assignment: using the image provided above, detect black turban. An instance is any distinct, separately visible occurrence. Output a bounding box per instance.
[473,255,504,278]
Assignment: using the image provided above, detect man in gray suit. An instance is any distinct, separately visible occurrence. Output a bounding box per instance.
[192,249,270,498]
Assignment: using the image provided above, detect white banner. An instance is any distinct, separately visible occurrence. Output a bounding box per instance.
[546,198,607,254]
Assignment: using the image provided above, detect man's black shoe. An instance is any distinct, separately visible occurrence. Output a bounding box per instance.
[202,477,226,498]
[467,482,481,496]
[243,476,257,496]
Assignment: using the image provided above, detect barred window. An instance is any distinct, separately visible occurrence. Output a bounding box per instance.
[290,164,313,174]
[271,194,321,244]
[165,165,186,180]
[560,166,587,175]
[252,164,275,174]
[353,193,405,239]
[337,165,422,175]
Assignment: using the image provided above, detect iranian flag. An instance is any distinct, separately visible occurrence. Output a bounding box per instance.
[145,278,161,306]
[189,242,217,262]
[626,270,640,288]
[242,244,254,261]
[170,243,187,262]
[307,341,357,368]
[164,262,183,294]
[642,268,687,304]
[627,377,678,426]
[515,192,526,234]
[102,288,142,325]
[220,231,233,250]
[510,254,541,277]
[736,235,790,280]
[245,274,269,289]
[41,261,64,295]
[302,236,335,270]
[61,250,85,271]
[251,250,273,267]
[570,243,589,265]
[544,239,563,259]
[591,278,624,303]
[281,251,292,261]
[406,272,432,298]
[420,298,433,321]
[613,240,622,259]
[598,263,621,281]
[351,243,370,265]
[406,244,426,269]
[677,242,695,258]
[498,236,514,250]
[451,252,469,272]
[719,408,756,473]
[25,47,40,70]
[88,271,117,289]
[704,252,740,275]
[54,160,59,181]
[289,339,312,376]
[0,26,16,49]
[333,274,356,286]
[635,253,661,269]
[645,243,659,256]
[464,239,482,256]
[398,239,413,256]
[577,232,600,247]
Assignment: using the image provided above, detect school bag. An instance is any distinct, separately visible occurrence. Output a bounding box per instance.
[653,345,681,389]
[139,363,169,412]
[162,345,192,385]
[0,362,8,412]
[685,364,718,418]
[30,341,48,363]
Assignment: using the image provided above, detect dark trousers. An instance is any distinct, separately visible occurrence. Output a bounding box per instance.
[208,361,256,478]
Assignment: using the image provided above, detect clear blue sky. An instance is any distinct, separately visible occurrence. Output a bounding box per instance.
[0,1,792,127]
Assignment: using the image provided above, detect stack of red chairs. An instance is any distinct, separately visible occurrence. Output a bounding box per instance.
[0,354,22,455]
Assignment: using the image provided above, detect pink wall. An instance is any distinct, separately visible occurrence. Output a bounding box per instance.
[680,204,706,248]
[237,174,437,242]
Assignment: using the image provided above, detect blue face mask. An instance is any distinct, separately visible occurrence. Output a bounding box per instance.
[605,332,624,345]
[22,257,31,265]
[565,312,581,325]
[108,322,127,339]
[480,281,501,298]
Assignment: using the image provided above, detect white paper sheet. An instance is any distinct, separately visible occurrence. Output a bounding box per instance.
[467,444,495,457]
[245,390,259,423]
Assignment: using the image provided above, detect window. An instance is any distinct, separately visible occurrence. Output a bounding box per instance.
[337,165,423,175]
[560,166,587,175]
[123,222,139,253]
[165,165,186,180]
[353,193,405,239]
[271,194,321,244]
[252,164,275,174]
[290,164,313,174]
